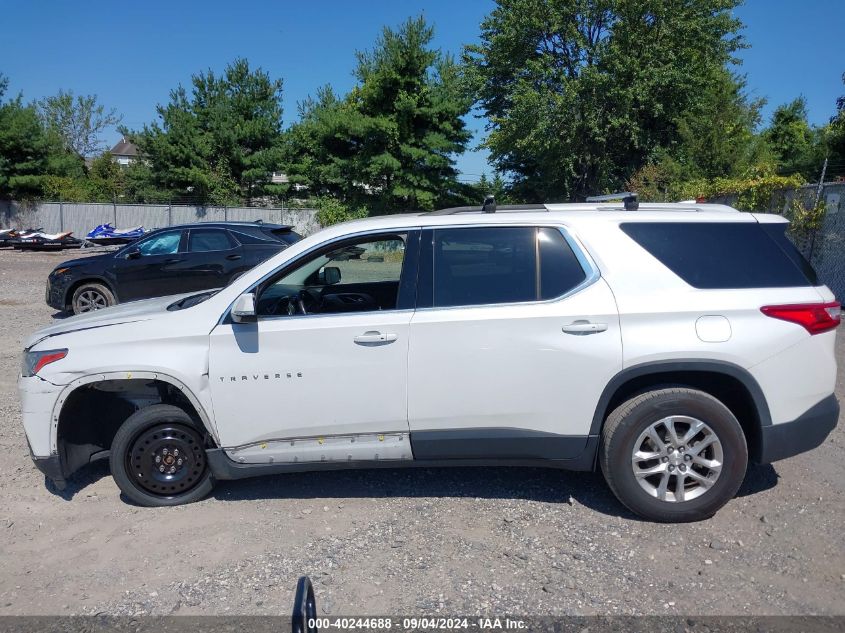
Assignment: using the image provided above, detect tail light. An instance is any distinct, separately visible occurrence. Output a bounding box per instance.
[761,302,841,335]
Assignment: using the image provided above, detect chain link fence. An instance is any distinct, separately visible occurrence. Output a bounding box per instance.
[777,183,845,301]
[0,201,321,238]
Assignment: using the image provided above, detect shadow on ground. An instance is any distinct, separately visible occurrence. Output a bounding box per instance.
[50,458,780,521]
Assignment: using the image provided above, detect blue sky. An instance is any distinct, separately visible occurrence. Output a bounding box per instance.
[2,0,843,180]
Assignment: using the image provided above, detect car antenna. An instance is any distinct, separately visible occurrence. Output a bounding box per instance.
[482,195,496,213]
[585,192,639,211]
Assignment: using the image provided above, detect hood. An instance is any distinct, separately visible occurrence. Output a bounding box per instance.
[24,292,197,349]
[52,252,112,271]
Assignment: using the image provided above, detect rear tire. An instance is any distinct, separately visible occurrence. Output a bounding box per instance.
[600,388,747,522]
[110,404,215,507]
[71,282,115,314]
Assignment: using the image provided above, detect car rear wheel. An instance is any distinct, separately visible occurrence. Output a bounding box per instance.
[600,388,747,522]
[71,282,115,314]
[110,404,215,507]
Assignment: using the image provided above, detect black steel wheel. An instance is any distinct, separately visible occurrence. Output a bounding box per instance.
[126,423,207,497]
[110,404,215,506]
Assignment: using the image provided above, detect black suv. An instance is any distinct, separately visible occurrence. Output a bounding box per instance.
[47,222,301,314]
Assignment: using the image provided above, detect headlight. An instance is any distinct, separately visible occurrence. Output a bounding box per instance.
[51,267,71,276]
[21,349,68,377]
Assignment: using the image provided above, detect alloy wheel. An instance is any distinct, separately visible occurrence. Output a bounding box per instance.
[631,415,724,502]
[76,289,108,312]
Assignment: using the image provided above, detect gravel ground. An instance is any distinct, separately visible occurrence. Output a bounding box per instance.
[0,248,843,617]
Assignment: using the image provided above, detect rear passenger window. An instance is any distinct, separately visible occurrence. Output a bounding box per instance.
[433,227,536,307]
[620,222,815,289]
[189,229,235,252]
[430,227,588,307]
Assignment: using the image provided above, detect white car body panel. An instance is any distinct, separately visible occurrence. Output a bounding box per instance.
[407,278,622,436]
[208,310,413,451]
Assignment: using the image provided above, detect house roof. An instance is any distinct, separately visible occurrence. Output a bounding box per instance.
[109,137,138,157]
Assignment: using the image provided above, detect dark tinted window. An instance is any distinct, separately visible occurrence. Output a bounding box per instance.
[189,229,235,252]
[433,227,536,307]
[264,227,302,245]
[760,223,818,285]
[620,222,815,289]
[231,230,272,245]
[539,227,587,299]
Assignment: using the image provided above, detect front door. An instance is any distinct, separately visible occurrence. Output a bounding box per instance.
[407,225,623,461]
[208,230,419,465]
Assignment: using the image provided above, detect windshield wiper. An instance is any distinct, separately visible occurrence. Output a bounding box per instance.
[167,290,218,311]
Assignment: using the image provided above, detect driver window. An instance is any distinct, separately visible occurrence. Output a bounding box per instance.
[135,230,182,256]
[256,234,407,317]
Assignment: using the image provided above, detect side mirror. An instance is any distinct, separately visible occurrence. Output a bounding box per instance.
[231,292,256,323]
[319,266,341,285]
[125,248,141,260]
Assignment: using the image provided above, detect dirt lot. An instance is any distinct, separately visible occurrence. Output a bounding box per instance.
[0,248,843,617]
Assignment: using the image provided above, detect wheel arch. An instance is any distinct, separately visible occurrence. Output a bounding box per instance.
[50,371,219,479]
[64,276,118,308]
[591,360,771,463]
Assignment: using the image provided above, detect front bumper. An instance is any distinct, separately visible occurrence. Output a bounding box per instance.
[18,374,63,458]
[757,394,839,463]
[32,454,66,490]
[45,275,70,311]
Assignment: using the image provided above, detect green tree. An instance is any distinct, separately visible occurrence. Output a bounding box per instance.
[824,72,845,177]
[285,16,472,213]
[472,172,517,204]
[87,151,126,201]
[669,69,770,180]
[763,97,822,178]
[464,0,745,201]
[0,75,84,199]
[37,90,122,158]
[130,58,285,204]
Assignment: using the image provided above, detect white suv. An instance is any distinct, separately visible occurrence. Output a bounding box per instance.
[18,201,840,522]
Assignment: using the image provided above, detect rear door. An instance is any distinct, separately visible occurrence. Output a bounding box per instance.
[407,225,622,461]
[112,229,186,301]
[179,228,244,293]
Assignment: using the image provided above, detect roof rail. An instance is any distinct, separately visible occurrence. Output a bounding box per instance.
[585,192,639,211]
[429,203,546,215]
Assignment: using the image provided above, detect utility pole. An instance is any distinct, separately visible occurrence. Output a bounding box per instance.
[813,157,828,208]
[808,156,828,260]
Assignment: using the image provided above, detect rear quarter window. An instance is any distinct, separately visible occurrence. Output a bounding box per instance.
[620,222,816,289]
[263,228,302,245]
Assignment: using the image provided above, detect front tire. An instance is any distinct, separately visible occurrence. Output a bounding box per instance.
[71,282,115,314]
[110,404,215,507]
[600,388,747,522]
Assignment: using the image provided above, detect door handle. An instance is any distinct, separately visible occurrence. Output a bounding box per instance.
[164,257,182,264]
[225,254,242,260]
[354,331,398,345]
[562,321,608,335]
